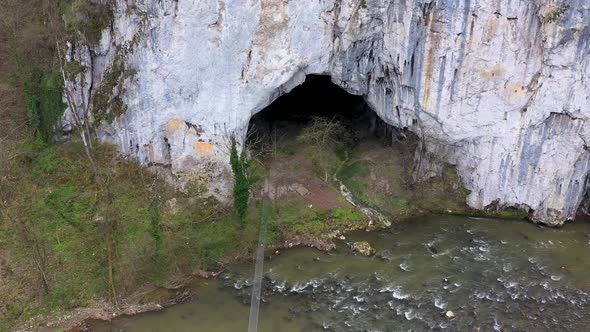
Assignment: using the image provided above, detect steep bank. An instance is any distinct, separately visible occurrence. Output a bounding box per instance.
[64,0,590,226]
[0,142,251,331]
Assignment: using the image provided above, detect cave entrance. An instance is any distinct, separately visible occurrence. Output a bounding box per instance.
[247,75,403,151]
[245,75,419,213]
[244,75,467,245]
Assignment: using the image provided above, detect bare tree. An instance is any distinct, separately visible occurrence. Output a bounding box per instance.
[57,41,118,305]
[298,116,347,182]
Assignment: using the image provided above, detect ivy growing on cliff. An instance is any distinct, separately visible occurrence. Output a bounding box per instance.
[8,43,66,143]
[230,136,257,222]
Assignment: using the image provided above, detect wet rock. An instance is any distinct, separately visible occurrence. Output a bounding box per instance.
[352,241,376,256]
[399,263,412,272]
[427,245,439,254]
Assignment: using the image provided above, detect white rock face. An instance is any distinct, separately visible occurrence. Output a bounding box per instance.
[67,0,590,226]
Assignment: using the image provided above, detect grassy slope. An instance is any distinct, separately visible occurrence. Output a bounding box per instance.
[0,2,259,329]
[0,142,259,331]
[336,140,528,220]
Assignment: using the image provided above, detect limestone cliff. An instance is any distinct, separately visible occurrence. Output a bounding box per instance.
[64,0,590,226]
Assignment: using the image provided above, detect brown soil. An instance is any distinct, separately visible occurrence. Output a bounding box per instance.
[262,145,347,211]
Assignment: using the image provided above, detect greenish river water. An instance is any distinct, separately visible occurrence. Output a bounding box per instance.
[91,215,590,331]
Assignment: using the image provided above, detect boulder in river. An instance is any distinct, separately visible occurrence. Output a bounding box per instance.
[352,241,376,256]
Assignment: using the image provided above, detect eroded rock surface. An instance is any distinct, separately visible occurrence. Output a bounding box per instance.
[65,0,590,226]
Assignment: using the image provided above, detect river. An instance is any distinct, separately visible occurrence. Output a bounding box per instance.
[90,215,590,331]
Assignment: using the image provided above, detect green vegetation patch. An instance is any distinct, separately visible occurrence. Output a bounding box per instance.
[63,60,85,81]
[91,28,144,124]
[62,0,113,44]
[542,5,570,24]
[92,55,135,124]
[9,45,66,142]
[0,141,257,329]
[265,201,365,246]
[337,159,373,206]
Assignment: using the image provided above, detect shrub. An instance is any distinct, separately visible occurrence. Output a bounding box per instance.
[8,40,66,143]
[22,67,66,143]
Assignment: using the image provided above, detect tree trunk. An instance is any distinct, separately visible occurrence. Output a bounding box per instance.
[106,227,117,305]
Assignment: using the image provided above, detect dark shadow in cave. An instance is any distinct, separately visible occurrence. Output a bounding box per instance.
[246,75,410,149]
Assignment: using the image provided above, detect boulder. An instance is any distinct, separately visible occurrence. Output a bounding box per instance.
[352,241,376,256]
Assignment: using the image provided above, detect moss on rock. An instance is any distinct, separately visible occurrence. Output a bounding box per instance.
[352,241,376,256]
[92,47,139,124]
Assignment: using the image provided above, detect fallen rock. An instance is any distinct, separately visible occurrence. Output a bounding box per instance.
[351,241,376,256]
[446,310,455,319]
[296,186,311,196]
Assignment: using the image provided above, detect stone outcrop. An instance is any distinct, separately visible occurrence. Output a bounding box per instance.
[64,0,590,226]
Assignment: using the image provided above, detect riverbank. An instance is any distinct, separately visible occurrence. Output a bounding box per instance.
[1,115,528,331]
[27,211,528,332]
[16,272,213,332]
[1,133,527,331]
[85,215,590,332]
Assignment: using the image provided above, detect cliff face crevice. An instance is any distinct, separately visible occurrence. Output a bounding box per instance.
[65,0,590,226]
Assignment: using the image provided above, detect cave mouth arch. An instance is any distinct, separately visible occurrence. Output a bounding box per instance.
[246,75,408,152]
[244,75,426,213]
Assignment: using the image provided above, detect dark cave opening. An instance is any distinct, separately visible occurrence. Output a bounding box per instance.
[246,75,410,150]
[242,75,473,244]
[243,75,432,215]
